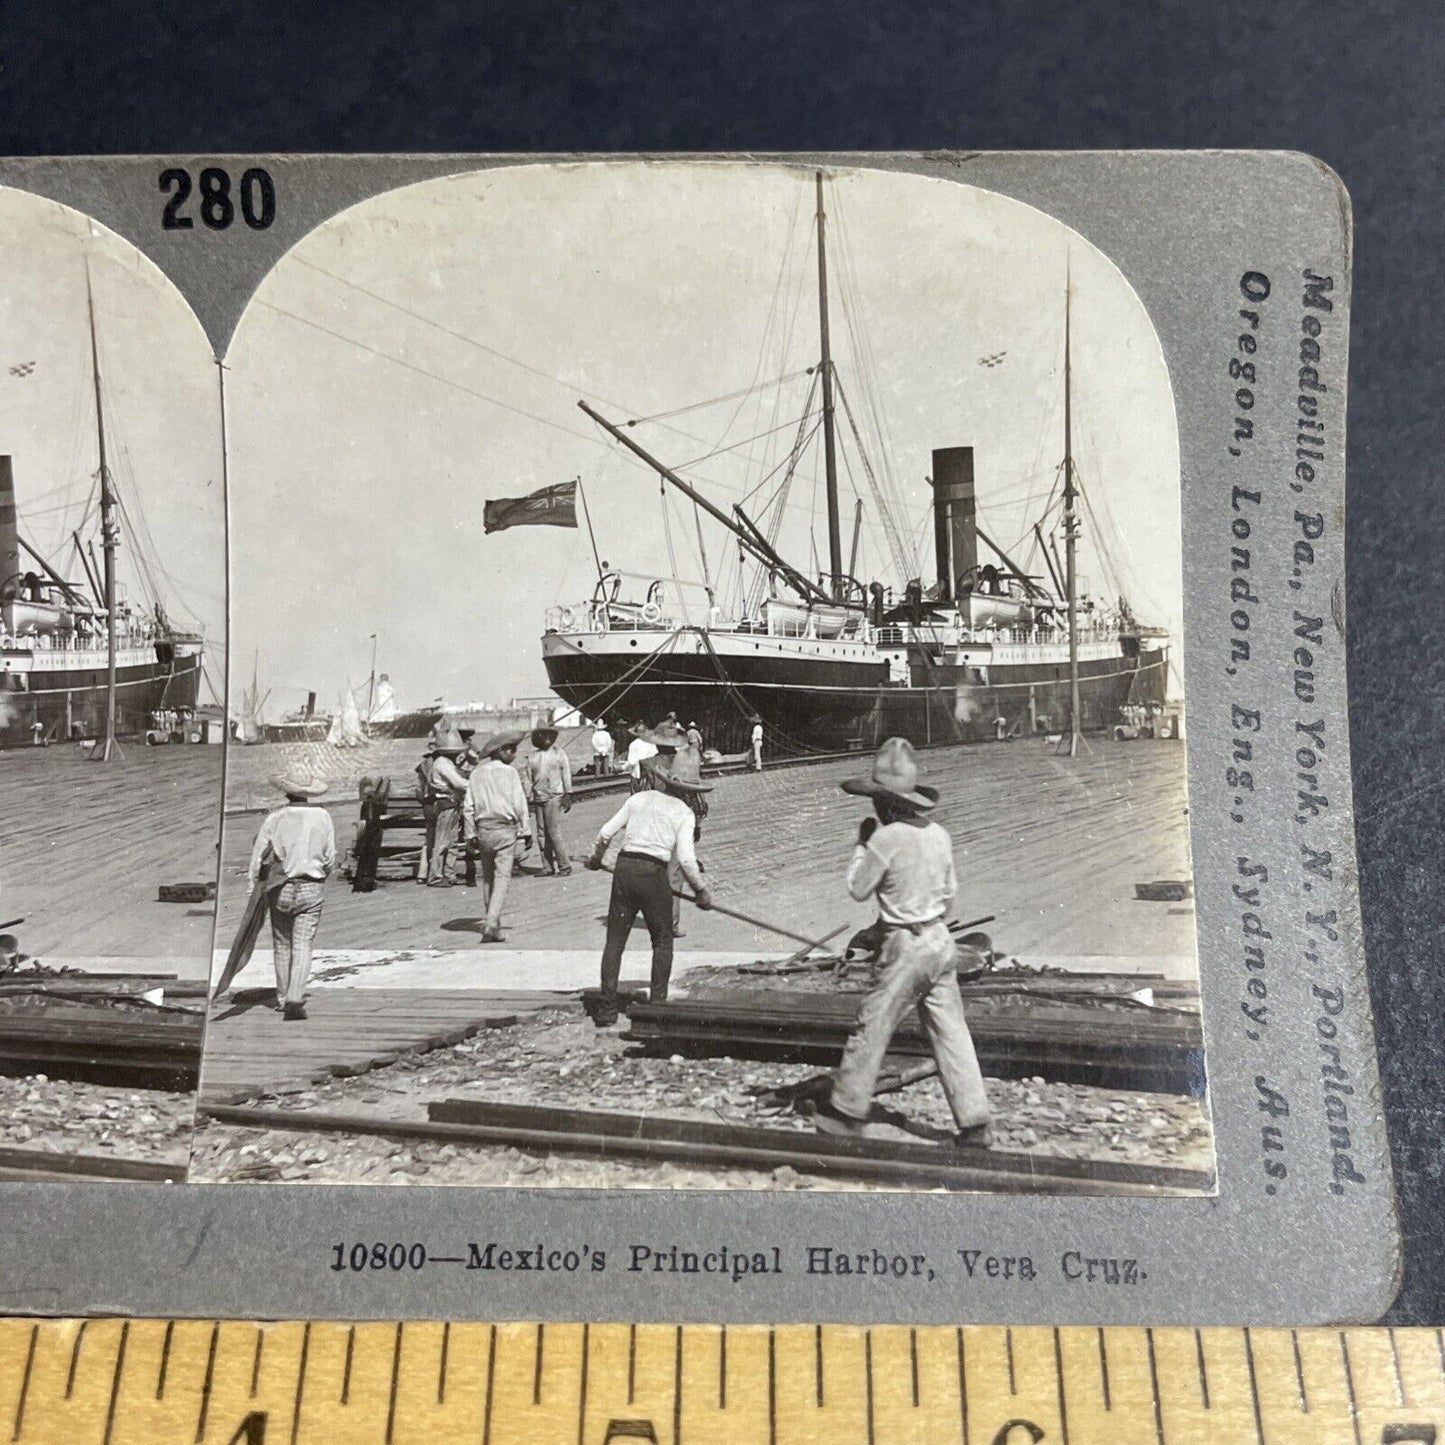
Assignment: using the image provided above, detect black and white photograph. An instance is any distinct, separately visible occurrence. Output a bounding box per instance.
[0,187,225,1181]
[194,161,1212,1196]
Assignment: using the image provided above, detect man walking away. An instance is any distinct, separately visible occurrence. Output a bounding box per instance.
[247,770,336,1021]
[420,724,468,887]
[815,737,992,1147]
[626,721,658,793]
[525,725,574,875]
[585,755,714,1027]
[591,718,614,777]
[686,720,703,753]
[462,730,532,942]
[750,716,764,771]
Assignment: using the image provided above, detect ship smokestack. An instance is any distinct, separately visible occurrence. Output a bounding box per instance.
[931,447,977,601]
[305,691,317,718]
[0,457,20,600]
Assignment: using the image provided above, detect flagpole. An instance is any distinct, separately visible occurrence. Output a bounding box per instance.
[575,475,605,584]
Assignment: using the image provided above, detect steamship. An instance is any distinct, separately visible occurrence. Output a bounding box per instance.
[0,272,203,749]
[540,174,1169,756]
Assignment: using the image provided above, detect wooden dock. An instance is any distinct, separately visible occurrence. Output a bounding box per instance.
[199,988,561,1103]
[216,737,1194,965]
[1,744,221,965]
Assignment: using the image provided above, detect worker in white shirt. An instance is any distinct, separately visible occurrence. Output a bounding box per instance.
[462,730,533,942]
[247,771,336,1021]
[585,755,714,1026]
[591,719,614,776]
[625,721,659,793]
[816,737,991,1147]
[750,716,764,771]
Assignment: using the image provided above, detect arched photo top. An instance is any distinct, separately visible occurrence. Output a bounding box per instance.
[223,159,1182,715]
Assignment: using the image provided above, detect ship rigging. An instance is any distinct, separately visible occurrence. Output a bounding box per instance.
[540,171,1170,755]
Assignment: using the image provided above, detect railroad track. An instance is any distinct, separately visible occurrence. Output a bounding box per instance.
[0,1143,185,1183]
[623,994,1205,1095]
[200,1098,1212,1196]
[0,1009,202,1092]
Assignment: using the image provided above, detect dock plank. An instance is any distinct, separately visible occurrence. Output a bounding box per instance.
[199,987,562,1102]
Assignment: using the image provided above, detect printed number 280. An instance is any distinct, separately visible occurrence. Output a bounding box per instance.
[159,167,275,231]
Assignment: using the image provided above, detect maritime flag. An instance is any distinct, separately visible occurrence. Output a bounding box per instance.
[483,480,578,534]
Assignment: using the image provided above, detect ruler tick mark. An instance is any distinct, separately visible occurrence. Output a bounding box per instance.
[534,1323,545,1406]
[628,1324,637,1404]
[250,1329,264,1399]
[910,1329,920,1408]
[158,1320,175,1400]
[65,1320,88,1399]
[1194,1328,1210,1409]
[102,1322,129,1445]
[385,1323,404,1445]
[718,1325,727,1410]
[815,1325,824,1407]
[196,1323,220,1443]
[439,1321,450,1405]
[11,1323,37,1442]
[1006,1328,1016,1395]
[482,1325,497,1445]
[1389,1326,1407,1407]
[768,1330,776,1445]
[956,1329,970,1445]
[341,1326,354,1405]
[1243,1327,1265,1445]
[1290,1330,1308,1412]
[290,1322,311,1445]
[1339,1332,1363,1445]
[576,1323,589,1445]
[865,1331,876,1445]
[1145,1328,1165,1445]
[673,1326,683,1445]
[1096,1327,1111,1410]
[1054,1328,1071,1445]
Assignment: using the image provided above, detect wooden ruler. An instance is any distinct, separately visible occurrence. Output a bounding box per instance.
[1,1319,1441,1444]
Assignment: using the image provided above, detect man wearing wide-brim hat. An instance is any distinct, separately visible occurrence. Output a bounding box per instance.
[244,770,336,1021]
[817,736,992,1146]
[461,730,533,941]
[523,725,574,876]
[625,720,659,793]
[585,753,716,1027]
[417,722,469,887]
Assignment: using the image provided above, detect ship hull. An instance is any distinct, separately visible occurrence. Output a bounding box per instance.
[0,646,203,748]
[543,635,1169,754]
[364,708,445,740]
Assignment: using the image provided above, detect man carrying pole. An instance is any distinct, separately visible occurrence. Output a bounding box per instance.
[585,754,714,1027]
[815,737,992,1147]
[245,770,336,1021]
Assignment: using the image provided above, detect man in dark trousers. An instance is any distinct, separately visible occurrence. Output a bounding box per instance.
[815,737,992,1147]
[585,755,714,1027]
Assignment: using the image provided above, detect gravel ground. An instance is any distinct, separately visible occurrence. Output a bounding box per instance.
[0,1073,196,1165]
[190,1004,1214,1190]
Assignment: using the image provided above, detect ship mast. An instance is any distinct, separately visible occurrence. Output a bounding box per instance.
[815,171,844,601]
[1061,262,1082,758]
[86,257,121,763]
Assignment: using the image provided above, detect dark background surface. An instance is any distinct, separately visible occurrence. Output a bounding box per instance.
[0,0,1439,1322]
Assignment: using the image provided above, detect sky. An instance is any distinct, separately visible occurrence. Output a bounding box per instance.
[0,188,227,698]
[225,162,1182,715]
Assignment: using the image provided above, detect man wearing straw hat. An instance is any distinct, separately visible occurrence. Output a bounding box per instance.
[585,753,714,1027]
[816,737,992,1147]
[462,730,533,942]
[246,770,336,1021]
[523,724,574,876]
[418,723,469,887]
